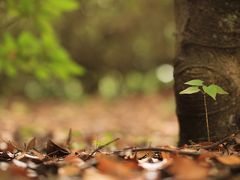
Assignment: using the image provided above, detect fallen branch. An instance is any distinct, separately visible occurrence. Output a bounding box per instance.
[200,130,240,150]
[84,138,120,160]
[114,147,201,157]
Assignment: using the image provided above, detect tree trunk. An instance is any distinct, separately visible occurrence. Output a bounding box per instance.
[174,0,240,145]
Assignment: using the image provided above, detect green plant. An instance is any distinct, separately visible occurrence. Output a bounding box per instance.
[0,0,84,80]
[179,79,228,142]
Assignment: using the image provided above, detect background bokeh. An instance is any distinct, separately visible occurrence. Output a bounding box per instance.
[0,0,178,146]
[0,0,175,100]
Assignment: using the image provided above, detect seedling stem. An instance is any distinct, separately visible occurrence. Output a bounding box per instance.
[203,92,210,142]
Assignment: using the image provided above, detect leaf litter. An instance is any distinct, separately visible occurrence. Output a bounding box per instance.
[0,130,240,179]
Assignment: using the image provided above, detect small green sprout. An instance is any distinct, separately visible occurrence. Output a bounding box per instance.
[179,79,228,142]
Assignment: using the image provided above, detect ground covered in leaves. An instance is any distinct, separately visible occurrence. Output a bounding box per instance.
[1,92,240,179]
[0,93,177,145]
[1,131,240,180]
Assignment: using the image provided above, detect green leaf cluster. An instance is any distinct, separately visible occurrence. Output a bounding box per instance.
[0,0,84,81]
[179,79,228,100]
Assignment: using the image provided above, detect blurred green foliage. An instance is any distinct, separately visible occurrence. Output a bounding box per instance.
[58,0,175,95]
[0,0,84,98]
[60,0,174,72]
[23,79,84,100]
[0,0,175,100]
[98,69,172,100]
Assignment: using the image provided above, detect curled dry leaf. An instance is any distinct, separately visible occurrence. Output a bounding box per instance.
[64,154,84,165]
[6,141,19,153]
[168,156,209,180]
[46,140,70,157]
[64,154,86,169]
[96,154,141,179]
[215,155,240,166]
[58,165,81,177]
[136,151,154,160]
[26,137,36,152]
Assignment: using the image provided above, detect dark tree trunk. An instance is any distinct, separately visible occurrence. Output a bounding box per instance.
[174,0,240,145]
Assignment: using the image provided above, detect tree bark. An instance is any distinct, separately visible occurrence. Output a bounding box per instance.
[174,0,240,145]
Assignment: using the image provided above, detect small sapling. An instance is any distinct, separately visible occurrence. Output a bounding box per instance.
[179,79,228,142]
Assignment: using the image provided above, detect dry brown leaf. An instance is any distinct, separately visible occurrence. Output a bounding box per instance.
[0,169,29,180]
[197,151,217,161]
[168,156,208,180]
[136,151,154,159]
[161,152,173,160]
[216,155,240,166]
[96,154,141,179]
[64,154,84,165]
[84,168,116,180]
[6,141,19,153]
[46,140,70,157]
[9,164,28,177]
[58,165,81,176]
[26,137,36,151]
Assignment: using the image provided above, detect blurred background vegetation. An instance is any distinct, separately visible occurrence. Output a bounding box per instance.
[0,0,175,101]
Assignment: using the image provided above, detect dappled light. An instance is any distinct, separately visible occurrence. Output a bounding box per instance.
[156,64,174,84]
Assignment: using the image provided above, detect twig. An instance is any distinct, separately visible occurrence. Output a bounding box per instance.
[114,147,201,157]
[66,129,72,149]
[85,138,120,160]
[201,130,240,150]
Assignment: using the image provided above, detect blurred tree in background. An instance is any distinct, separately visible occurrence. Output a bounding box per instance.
[58,0,175,95]
[0,0,84,100]
[0,0,175,100]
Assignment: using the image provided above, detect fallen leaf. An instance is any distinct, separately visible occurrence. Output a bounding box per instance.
[46,140,70,157]
[84,168,116,180]
[58,165,81,176]
[96,154,141,179]
[136,151,154,159]
[0,152,14,162]
[215,155,240,166]
[26,137,36,151]
[6,141,19,153]
[9,164,28,177]
[64,154,85,167]
[161,152,173,160]
[168,156,208,180]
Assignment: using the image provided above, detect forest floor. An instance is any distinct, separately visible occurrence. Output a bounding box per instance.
[0,91,178,145]
[0,91,240,179]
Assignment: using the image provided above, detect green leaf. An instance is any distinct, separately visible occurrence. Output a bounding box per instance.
[212,85,228,95]
[203,85,217,100]
[203,84,228,100]
[179,86,200,94]
[184,79,204,86]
